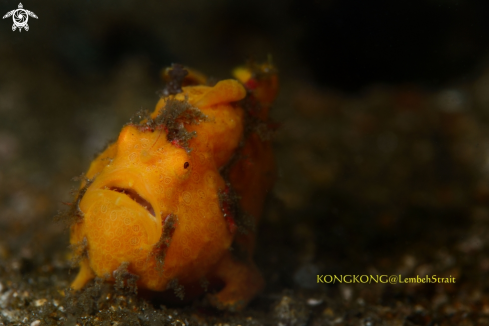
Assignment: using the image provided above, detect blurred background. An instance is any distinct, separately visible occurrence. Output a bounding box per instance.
[2,0,489,324]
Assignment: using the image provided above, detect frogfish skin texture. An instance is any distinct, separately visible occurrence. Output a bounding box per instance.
[69,62,278,311]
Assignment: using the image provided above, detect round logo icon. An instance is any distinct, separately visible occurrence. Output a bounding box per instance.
[3,3,38,32]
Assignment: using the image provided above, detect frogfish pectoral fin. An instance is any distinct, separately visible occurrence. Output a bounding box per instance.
[71,259,95,290]
[207,252,264,312]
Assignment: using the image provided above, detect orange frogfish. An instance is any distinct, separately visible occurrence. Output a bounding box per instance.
[68,61,278,311]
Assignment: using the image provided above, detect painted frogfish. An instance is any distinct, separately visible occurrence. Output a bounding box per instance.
[68,61,278,311]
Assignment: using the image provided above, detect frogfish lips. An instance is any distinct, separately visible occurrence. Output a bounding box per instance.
[78,174,162,276]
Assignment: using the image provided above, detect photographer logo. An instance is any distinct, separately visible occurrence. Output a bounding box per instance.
[3,3,37,32]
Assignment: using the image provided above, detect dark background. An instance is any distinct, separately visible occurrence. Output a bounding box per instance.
[2,0,489,325]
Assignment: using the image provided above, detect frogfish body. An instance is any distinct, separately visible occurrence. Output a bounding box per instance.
[69,62,278,311]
